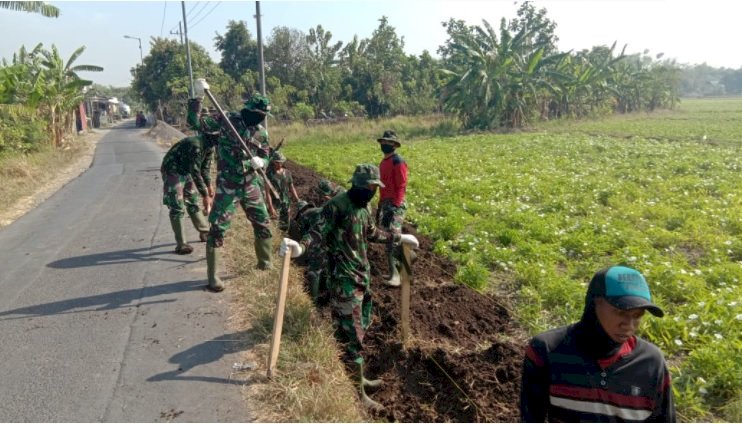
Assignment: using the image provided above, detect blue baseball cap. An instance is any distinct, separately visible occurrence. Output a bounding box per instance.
[590,266,664,317]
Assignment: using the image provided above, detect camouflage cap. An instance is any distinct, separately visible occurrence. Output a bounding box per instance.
[243,93,273,116]
[317,179,335,196]
[272,150,287,163]
[349,163,385,188]
[377,129,401,147]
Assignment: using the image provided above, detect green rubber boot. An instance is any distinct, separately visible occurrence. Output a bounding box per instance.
[254,237,273,270]
[188,210,210,242]
[384,252,401,287]
[206,244,225,292]
[352,362,384,410]
[169,216,193,255]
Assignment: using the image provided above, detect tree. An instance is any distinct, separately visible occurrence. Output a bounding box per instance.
[0,1,59,17]
[304,25,343,115]
[214,20,259,81]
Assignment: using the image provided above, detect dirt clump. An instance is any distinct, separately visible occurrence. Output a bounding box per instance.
[285,160,526,422]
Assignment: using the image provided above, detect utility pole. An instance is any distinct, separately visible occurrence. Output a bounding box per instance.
[170,21,184,45]
[181,1,195,97]
[255,1,266,96]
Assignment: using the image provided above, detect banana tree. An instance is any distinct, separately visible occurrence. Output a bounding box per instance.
[39,45,102,146]
[0,1,59,17]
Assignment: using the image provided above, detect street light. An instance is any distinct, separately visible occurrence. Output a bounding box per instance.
[123,35,143,66]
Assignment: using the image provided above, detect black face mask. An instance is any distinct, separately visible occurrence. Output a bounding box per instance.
[348,186,376,207]
[381,144,395,154]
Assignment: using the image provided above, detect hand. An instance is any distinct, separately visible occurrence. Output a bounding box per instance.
[279,238,303,258]
[194,78,210,97]
[202,196,213,215]
[207,186,215,199]
[399,234,419,249]
[250,156,265,170]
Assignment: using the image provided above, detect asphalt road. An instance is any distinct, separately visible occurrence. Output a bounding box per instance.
[0,122,250,422]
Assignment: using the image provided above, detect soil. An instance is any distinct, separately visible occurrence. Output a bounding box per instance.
[284,160,527,422]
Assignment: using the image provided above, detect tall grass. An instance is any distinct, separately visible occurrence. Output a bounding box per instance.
[273,99,742,421]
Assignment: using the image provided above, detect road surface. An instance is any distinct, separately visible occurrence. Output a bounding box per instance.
[0,122,251,422]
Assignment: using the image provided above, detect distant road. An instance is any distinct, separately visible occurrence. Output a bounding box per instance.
[0,122,250,422]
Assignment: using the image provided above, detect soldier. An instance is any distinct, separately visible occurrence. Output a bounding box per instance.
[317,178,345,201]
[376,130,408,287]
[266,151,300,231]
[280,164,419,410]
[196,79,276,292]
[159,99,219,254]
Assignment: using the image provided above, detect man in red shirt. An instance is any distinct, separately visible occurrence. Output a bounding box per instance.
[377,130,409,287]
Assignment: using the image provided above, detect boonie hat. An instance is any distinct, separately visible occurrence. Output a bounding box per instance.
[349,164,385,188]
[590,266,664,317]
[272,151,287,163]
[377,130,401,147]
[243,94,273,116]
[318,179,335,196]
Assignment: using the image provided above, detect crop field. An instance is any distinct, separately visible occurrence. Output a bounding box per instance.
[278,98,742,420]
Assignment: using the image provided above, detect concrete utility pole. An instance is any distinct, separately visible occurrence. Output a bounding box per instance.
[255,1,266,96]
[181,1,195,97]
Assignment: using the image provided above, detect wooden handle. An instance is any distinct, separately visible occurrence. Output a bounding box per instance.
[400,243,413,347]
[267,252,292,378]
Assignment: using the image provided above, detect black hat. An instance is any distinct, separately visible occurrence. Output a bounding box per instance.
[589,266,664,317]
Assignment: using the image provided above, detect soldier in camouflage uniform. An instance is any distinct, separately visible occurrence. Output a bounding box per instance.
[159,98,220,254]
[294,179,346,302]
[279,164,419,410]
[266,151,299,231]
[201,84,276,292]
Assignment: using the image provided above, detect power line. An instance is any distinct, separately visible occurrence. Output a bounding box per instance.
[185,1,200,19]
[159,1,167,37]
[190,1,221,30]
[189,1,210,24]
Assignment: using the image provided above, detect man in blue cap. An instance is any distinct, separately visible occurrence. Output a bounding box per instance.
[520,265,675,422]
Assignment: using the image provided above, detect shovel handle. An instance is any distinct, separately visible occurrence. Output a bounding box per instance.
[267,252,292,378]
[400,243,413,347]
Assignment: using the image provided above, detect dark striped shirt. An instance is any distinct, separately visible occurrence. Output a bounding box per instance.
[520,324,675,422]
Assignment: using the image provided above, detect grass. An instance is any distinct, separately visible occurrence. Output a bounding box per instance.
[223,215,366,422]
[0,133,94,225]
[270,98,742,422]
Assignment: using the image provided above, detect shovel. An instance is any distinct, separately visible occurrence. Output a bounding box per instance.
[399,243,413,347]
[267,251,292,378]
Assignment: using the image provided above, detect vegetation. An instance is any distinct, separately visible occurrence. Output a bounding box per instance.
[0,1,59,18]
[276,98,742,421]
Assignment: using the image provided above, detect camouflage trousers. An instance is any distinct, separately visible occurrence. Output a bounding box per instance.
[161,171,202,219]
[207,174,272,248]
[379,199,406,255]
[271,196,291,231]
[330,275,373,366]
[306,245,328,296]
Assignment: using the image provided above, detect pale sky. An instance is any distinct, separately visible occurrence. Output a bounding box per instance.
[1,0,740,87]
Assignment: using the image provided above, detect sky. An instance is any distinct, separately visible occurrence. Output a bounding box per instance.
[1,0,740,87]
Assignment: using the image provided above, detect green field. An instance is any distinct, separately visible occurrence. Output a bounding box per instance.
[279,98,742,421]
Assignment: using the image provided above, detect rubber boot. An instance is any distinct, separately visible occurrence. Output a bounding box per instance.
[254,237,273,270]
[384,252,401,287]
[169,216,193,255]
[353,362,384,410]
[206,245,225,292]
[188,210,209,242]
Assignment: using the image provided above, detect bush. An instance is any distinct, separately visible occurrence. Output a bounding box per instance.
[0,106,49,153]
[290,102,315,122]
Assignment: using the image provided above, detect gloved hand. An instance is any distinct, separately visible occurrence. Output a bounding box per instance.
[399,234,419,249]
[279,238,304,258]
[250,156,265,170]
[194,78,210,97]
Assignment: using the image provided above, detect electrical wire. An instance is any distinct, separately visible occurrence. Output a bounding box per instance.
[188,1,210,24]
[159,1,167,37]
[190,1,221,30]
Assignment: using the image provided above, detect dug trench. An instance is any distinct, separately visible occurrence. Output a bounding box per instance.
[284,160,526,422]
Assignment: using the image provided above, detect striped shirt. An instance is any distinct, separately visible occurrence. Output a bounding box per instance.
[520,324,675,422]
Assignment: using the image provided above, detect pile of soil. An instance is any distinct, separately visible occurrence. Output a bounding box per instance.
[285,160,526,422]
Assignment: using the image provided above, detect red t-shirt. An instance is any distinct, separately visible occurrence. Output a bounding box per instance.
[379,153,408,207]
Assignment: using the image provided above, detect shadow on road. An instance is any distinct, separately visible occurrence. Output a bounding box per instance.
[0,279,205,319]
[46,244,196,268]
[147,330,257,386]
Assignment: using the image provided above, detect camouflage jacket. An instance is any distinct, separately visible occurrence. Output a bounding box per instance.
[216,124,271,184]
[266,167,293,204]
[300,192,398,284]
[160,136,215,197]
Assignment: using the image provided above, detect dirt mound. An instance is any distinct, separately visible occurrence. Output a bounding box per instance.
[285,160,525,422]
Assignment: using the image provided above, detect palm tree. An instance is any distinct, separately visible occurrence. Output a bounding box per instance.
[0,1,59,17]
